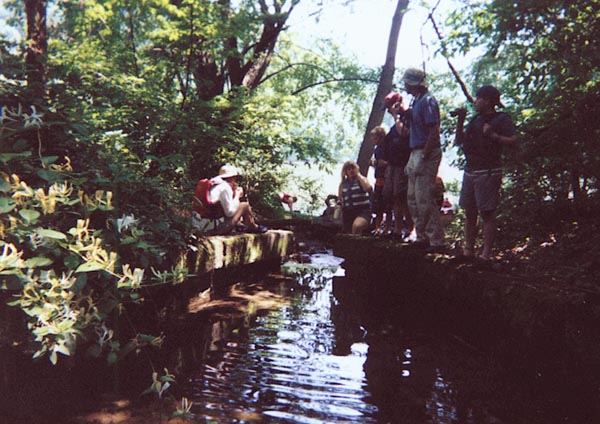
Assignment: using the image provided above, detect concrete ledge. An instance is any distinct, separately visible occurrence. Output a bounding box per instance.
[188,230,294,274]
[333,234,600,383]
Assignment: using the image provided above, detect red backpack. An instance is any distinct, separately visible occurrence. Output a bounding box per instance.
[193,178,224,218]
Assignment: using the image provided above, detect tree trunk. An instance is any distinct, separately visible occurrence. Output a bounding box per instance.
[356,0,409,176]
[190,0,298,99]
[24,0,48,101]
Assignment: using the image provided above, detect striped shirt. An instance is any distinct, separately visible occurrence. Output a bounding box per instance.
[341,180,370,210]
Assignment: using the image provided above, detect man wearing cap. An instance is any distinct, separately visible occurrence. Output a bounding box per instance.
[454,85,517,260]
[207,164,267,233]
[381,92,413,238]
[400,67,445,252]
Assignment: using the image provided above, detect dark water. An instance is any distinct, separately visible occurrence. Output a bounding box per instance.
[4,252,597,423]
[167,253,597,424]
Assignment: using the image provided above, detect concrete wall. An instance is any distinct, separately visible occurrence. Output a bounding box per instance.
[188,230,295,274]
[333,234,600,386]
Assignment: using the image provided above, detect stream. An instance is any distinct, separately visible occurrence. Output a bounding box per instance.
[5,251,596,423]
[148,251,594,423]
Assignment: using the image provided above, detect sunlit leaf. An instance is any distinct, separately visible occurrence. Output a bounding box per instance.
[36,228,67,240]
[50,351,58,365]
[19,209,40,223]
[75,262,105,273]
[0,197,16,213]
[24,257,53,268]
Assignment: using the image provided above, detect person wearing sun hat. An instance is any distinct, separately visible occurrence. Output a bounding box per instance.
[399,67,445,252]
[207,164,267,233]
[453,84,518,261]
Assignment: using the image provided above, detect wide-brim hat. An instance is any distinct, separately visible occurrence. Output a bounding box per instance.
[402,67,426,86]
[218,164,242,179]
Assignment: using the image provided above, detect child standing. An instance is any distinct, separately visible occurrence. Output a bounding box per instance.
[369,126,392,235]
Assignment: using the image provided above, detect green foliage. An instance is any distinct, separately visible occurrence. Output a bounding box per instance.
[0,165,188,364]
[172,397,194,419]
[444,0,600,242]
[0,0,386,368]
[268,35,378,159]
[0,103,190,364]
[142,368,175,399]
[1,170,129,364]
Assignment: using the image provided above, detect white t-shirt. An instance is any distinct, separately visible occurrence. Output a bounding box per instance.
[208,177,239,218]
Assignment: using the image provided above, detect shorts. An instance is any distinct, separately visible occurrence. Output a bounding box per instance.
[459,169,502,213]
[371,184,389,214]
[342,207,372,233]
[191,212,234,234]
[383,165,408,200]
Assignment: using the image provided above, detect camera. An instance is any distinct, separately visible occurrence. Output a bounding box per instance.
[450,108,466,118]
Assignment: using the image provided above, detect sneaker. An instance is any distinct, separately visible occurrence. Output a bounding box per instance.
[248,224,268,234]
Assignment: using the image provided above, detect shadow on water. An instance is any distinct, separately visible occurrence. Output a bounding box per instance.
[3,251,599,423]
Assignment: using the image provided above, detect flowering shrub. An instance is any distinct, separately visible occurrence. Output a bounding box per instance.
[1,172,155,363]
[1,102,190,364]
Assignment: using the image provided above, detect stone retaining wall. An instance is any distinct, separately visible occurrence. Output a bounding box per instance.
[333,234,600,384]
[187,229,294,274]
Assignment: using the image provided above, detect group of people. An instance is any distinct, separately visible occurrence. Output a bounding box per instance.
[337,67,517,260]
[193,67,517,261]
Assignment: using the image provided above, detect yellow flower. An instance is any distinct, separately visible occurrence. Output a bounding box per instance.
[35,187,57,214]
[0,243,25,271]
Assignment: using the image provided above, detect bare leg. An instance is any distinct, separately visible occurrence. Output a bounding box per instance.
[374,212,383,234]
[393,197,402,234]
[352,216,370,235]
[480,211,497,260]
[233,202,257,228]
[383,210,392,233]
[398,195,413,235]
[464,207,478,257]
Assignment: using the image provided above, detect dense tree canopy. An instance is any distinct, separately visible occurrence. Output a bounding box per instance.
[0,0,377,365]
[444,0,600,239]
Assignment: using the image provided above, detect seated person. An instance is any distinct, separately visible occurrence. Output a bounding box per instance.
[322,194,341,223]
[195,164,267,234]
[441,197,454,215]
[338,161,372,235]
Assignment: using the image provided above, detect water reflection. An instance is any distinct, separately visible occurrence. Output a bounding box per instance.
[169,252,596,424]
[184,263,377,423]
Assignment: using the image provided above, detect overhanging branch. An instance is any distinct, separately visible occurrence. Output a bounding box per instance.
[260,61,335,85]
[428,12,474,104]
[291,77,380,95]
